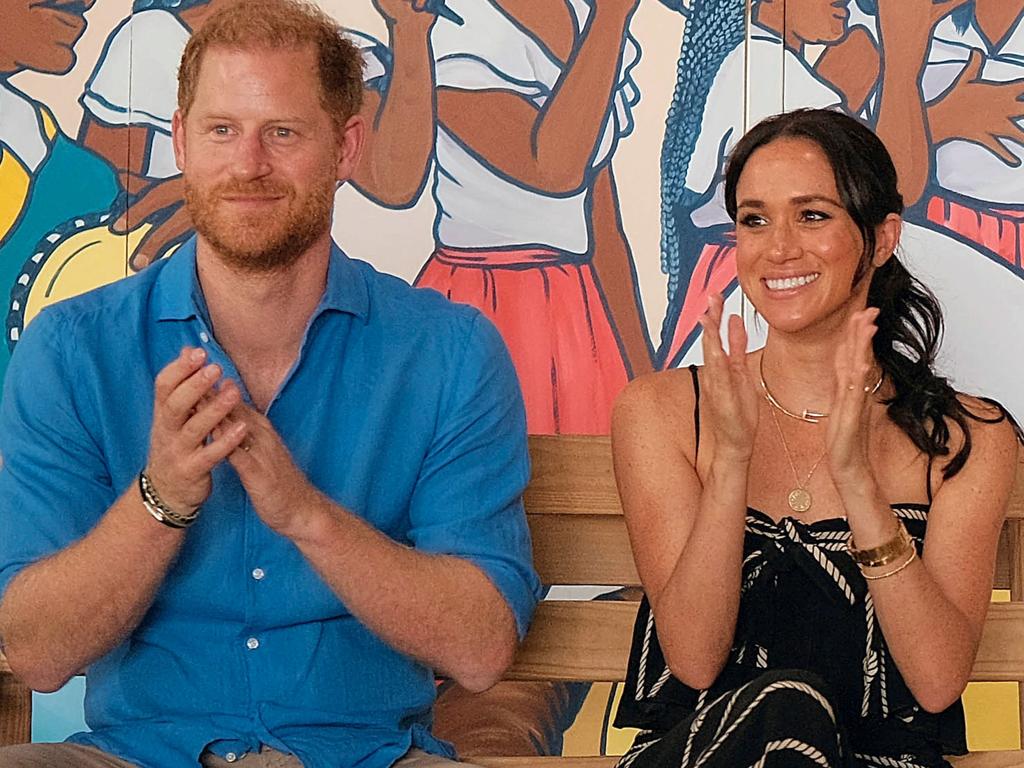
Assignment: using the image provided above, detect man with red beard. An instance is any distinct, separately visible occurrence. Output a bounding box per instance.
[0,2,540,767]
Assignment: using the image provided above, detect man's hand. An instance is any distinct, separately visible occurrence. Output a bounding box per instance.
[220,402,323,538]
[145,348,248,515]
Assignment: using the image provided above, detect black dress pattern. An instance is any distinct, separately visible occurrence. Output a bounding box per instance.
[613,506,968,768]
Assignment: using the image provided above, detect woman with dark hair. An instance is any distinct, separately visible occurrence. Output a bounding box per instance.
[611,108,1020,768]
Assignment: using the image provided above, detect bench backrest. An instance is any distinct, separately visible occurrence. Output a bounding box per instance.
[2,435,1023,750]
[507,435,1024,743]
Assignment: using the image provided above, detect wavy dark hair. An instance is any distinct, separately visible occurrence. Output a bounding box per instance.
[724,108,1002,479]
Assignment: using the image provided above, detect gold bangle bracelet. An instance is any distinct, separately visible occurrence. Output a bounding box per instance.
[862,547,917,580]
[848,521,913,568]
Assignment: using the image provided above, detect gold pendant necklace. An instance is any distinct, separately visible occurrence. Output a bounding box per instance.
[768,405,827,513]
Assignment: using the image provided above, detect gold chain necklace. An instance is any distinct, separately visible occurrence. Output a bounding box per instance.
[768,405,827,513]
[759,355,882,424]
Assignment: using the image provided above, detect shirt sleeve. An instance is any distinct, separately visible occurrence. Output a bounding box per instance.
[343,28,392,92]
[81,11,188,133]
[405,312,541,640]
[0,309,116,607]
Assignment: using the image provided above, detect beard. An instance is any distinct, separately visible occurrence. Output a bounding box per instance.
[185,173,336,273]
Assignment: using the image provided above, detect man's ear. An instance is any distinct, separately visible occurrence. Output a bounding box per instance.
[335,113,366,183]
[872,213,902,267]
[171,110,187,173]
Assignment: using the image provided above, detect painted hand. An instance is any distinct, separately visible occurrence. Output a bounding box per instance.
[698,293,759,463]
[929,48,1024,166]
[373,0,443,29]
[825,308,881,490]
[112,175,191,271]
[876,0,969,45]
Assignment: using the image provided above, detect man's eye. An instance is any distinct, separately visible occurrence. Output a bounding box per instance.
[213,125,230,135]
[274,128,293,138]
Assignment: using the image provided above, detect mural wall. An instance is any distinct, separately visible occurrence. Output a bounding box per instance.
[3,0,1023,754]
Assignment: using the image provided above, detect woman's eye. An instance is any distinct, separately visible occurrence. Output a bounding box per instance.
[739,214,766,227]
[801,209,830,222]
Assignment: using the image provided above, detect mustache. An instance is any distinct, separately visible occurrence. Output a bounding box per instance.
[210,180,293,198]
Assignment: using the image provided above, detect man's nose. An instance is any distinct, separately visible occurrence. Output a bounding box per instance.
[230,132,272,179]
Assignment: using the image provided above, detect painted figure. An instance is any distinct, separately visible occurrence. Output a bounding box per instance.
[657,0,958,370]
[0,0,120,384]
[415,0,654,435]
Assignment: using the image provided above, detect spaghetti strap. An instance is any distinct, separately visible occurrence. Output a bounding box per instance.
[689,364,701,460]
[926,454,935,504]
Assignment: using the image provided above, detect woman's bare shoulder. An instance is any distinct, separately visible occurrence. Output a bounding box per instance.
[614,368,698,427]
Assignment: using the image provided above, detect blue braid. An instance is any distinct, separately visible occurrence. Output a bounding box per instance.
[659,0,745,345]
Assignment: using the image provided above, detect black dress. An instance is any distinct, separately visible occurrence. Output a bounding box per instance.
[613,369,967,768]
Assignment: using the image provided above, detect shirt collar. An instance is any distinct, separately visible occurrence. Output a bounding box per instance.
[152,236,370,323]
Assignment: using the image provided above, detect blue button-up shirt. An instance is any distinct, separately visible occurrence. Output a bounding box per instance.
[0,238,541,768]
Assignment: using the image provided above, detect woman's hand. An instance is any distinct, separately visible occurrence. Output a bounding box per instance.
[698,293,759,463]
[826,307,881,490]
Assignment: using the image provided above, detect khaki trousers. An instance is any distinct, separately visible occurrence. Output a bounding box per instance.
[0,744,484,767]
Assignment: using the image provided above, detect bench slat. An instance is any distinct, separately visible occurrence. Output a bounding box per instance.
[475,759,618,767]
[528,515,640,587]
[0,671,31,747]
[948,753,1024,767]
[528,512,1015,593]
[972,603,1024,681]
[506,602,1024,683]
[525,436,620,517]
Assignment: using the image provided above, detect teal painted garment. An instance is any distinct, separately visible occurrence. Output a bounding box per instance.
[0,131,120,388]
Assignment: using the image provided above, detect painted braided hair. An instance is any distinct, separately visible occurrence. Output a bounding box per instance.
[724,108,1011,478]
[659,0,746,346]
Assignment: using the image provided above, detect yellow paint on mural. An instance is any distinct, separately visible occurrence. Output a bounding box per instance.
[0,146,31,243]
[22,221,148,328]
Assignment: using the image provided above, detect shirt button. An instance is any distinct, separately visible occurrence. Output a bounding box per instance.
[199,331,210,344]
[246,637,260,651]
[225,754,237,763]
[251,567,265,581]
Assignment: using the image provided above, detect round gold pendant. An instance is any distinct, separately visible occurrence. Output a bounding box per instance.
[788,488,812,513]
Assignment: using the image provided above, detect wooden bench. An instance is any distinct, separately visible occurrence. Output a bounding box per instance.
[3,434,1024,766]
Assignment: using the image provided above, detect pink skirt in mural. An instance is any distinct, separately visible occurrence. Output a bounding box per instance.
[927,194,1024,270]
[660,238,738,370]
[415,246,629,435]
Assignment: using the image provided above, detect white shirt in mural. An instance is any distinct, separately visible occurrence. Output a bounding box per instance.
[81,9,390,180]
[430,0,640,254]
[685,24,842,230]
[0,80,52,177]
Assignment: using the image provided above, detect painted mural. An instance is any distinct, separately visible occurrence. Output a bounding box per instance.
[3,0,1022,755]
